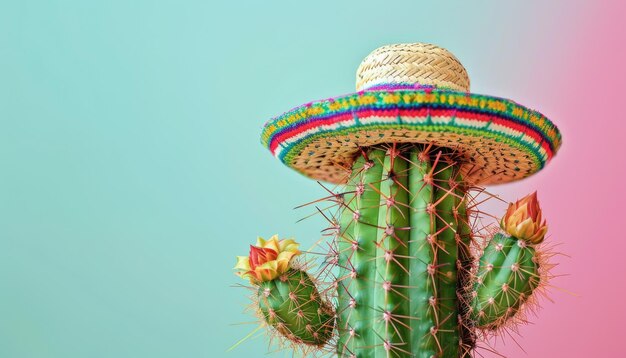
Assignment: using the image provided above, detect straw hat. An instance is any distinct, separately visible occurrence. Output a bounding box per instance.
[261,43,561,185]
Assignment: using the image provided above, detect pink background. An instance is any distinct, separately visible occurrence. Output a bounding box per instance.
[485,2,626,356]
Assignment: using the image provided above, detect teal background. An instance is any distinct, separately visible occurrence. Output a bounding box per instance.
[2,1,623,357]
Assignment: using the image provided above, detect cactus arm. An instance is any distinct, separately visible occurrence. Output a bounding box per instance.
[258,269,334,346]
[471,233,540,328]
[373,148,411,355]
[408,149,438,357]
[433,161,460,357]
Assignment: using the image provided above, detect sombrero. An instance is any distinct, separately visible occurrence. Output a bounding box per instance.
[260,43,561,185]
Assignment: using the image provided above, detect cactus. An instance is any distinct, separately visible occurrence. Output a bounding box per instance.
[235,144,552,357]
[471,233,539,328]
[336,144,474,357]
[472,192,548,329]
[257,268,335,346]
[234,235,336,351]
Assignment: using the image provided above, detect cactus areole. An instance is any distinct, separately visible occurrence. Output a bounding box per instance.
[248,43,561,357]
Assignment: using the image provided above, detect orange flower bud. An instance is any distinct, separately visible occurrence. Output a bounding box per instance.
[500,192,548,244]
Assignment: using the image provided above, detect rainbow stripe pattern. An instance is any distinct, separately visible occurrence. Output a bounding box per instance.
[261,83,561,184]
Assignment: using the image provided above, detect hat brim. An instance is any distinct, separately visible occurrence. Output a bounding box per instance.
[261,87,561,185]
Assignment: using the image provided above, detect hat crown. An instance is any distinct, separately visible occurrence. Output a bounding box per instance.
[356,43,470,92]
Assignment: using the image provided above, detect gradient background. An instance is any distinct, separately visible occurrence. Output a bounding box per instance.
[1,1,624,357]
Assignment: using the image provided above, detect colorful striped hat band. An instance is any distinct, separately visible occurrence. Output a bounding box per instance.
[261,43,561,185]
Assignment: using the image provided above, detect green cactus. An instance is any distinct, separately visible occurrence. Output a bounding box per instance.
[257,268,335,346]
[471,233,540,328]
[336,144,471,357]
[333,144,546,357]
[236,144,549,357]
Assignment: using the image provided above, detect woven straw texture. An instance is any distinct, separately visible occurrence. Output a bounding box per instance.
[289,129,536,185]
[356,43,470,92]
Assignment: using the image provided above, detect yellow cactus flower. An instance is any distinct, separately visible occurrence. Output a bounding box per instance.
[500,192,548,244]
[234,235,301,283]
